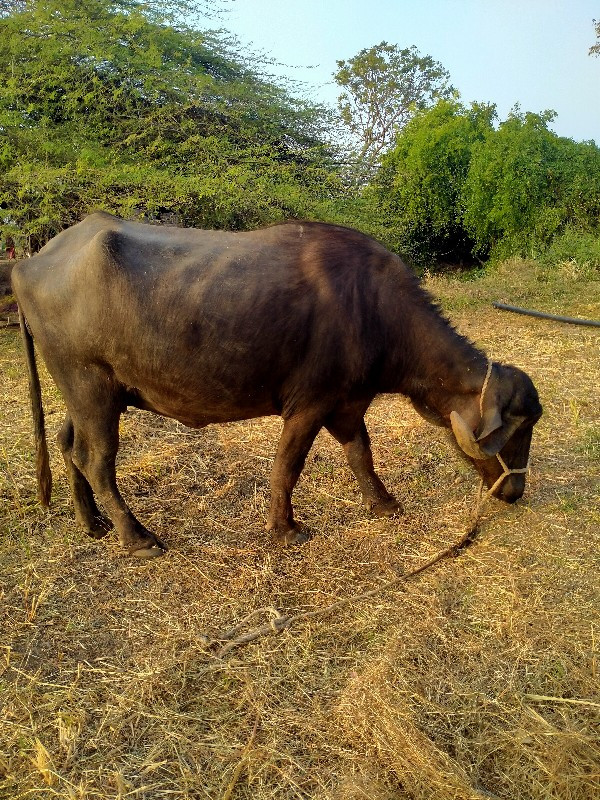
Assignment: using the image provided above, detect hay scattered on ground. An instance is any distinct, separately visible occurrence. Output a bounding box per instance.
[1,262,599,799]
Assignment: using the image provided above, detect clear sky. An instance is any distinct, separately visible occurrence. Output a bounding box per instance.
[204,0,600,143]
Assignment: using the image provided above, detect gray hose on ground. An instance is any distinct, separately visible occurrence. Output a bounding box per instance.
[493,302,600,328]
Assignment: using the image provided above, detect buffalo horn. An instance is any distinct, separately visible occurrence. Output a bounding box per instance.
[450,411,489,460]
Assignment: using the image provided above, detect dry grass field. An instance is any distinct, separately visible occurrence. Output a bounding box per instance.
[1,258,599,799]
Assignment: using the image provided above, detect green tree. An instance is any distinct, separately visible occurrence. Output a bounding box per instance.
[371,99,495,266]
[368,102,600,267]
[589,18,600,55]
[460,109,600,259]
[0,0,342,249]
[334,42,452,178]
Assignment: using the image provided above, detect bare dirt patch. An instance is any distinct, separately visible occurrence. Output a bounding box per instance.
[1,262,599,799]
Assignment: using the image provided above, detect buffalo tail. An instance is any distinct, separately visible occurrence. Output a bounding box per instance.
[18,306,52,506]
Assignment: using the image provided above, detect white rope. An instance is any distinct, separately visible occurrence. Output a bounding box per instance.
[478,360,528,506]
[480,360,494,417]
[496,453,527,476]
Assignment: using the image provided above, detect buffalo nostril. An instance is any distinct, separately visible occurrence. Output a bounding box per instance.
[503,492,520,504]
[496,476,525,504]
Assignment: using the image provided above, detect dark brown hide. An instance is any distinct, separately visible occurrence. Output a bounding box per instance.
[13,213,542,556]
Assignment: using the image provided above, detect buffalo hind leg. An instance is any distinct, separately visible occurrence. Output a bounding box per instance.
[57,414,112,539]
[326,414,402,518]
[67,389,166,559]
[267,412,323,544]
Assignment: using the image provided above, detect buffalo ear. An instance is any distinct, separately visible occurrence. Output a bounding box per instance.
[474,362,523,455]
[476,414,526,457]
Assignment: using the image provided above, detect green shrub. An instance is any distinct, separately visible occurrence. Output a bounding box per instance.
[538,227,600,274]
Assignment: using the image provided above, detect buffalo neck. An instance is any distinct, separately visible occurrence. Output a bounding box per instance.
[378,279,489,415]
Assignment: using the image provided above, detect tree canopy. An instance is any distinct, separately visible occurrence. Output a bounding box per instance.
[372,99,495,264]
[1,5,598,270]
[463,109,600,259]
[372,102,600,268]
[589,18,600,56]
[0,0,342,249]
[334,42,452,179]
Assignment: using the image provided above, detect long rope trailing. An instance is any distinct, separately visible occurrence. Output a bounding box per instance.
[210,521,477,658]
[208,465,519,657]
[207,362,526,658]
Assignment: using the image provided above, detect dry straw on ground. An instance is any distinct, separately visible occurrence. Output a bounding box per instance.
[1,259,599,799]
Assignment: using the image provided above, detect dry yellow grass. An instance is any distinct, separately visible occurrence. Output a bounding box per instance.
[1,259,599,799]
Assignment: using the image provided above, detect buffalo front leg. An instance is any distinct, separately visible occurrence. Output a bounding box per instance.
[67,393,166,559]
[267,412,323,544]
[327,416,402,517]
[57,414,112,539]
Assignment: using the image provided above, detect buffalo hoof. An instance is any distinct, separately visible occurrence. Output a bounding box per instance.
[82,514,113,539]
[131,545,166,560]
[128,530,168,559]
[268,523,311,546]
[369,497,403,518]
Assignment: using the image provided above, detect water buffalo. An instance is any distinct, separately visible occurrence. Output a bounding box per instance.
[13,213,542,558]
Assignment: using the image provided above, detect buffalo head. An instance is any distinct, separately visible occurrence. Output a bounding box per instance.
[450,363,542,502]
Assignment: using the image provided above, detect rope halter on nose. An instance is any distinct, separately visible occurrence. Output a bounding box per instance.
[476,360,528,510]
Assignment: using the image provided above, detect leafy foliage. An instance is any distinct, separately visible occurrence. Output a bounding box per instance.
[589,18,600,56]
[372,100,495,264]
[463,110,600,260]
[2,3,598,269]
[334,42,452,179]
[373,102,600,269]
[0,0,342,249]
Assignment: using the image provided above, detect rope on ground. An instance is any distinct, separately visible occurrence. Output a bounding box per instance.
[210,517,480,657]
[207,370,526,658]
[208,470,515,657]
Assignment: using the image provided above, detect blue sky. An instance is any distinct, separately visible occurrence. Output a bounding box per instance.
[203,0,599,143]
